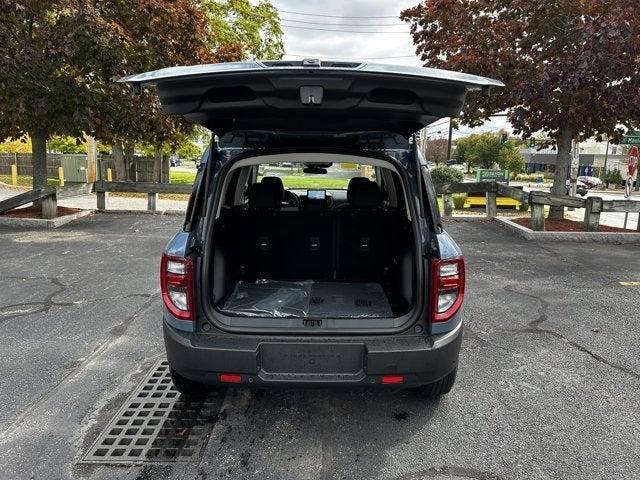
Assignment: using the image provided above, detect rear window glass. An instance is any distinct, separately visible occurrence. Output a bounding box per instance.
[257,163,375,190]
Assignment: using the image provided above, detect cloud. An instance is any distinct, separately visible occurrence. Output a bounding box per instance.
[272,0,421,66]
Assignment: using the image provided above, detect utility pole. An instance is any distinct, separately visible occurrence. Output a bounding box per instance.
[446,118,453,162]
[603,138,609,175]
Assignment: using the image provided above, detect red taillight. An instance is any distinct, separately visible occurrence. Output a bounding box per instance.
[381,375,404,385]
[220,373,242,384]
[161,254,195,321]
[430,257,465,323]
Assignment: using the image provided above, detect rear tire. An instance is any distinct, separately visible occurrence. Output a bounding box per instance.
[170,368,210,398]
[415,368,457,398]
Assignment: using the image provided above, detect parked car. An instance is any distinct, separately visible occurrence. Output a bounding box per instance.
[577,176,603,189]
[169,155,182,167]
[122,60,503,398]
[566,179,589,196]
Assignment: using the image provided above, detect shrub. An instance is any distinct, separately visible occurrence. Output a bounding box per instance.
[600,169,623,187]
[431,165,463,185]
[452,193,467,209]
[515,173,548,182]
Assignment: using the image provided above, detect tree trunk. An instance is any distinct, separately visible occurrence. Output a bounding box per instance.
[124,143,134,181]
[85,135,97,183]
[112,140,127,181]
[153,145,163,183]
[31,130,48,190]
[548,125,573,220]
[162,151,170,183]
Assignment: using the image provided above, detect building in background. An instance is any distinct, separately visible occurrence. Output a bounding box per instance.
[521,139,631,177]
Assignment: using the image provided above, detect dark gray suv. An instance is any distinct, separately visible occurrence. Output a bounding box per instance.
[122,59,502,398]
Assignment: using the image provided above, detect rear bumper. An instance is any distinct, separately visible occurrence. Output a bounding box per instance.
[163,320,463,388]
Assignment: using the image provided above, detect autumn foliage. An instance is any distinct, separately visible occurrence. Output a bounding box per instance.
[402,0,640,218]
[0,0,281,187]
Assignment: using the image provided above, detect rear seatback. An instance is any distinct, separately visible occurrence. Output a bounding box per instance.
[335,178,392,282]
[223,178,399,282]
[244,182,284,278]
[231,181,334,281]
[284,210,333,280]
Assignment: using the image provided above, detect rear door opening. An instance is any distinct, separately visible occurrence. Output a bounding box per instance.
[204,152,422,332]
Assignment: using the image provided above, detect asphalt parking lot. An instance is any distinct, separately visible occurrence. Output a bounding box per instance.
[0,213,638,480]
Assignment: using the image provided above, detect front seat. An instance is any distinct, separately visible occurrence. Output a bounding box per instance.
[346,177,382,210]
[261,176,299,207]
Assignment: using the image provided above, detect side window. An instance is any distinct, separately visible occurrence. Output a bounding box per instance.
[222,169,241,207]
[413,145,441,232]
[184,146,210,231]
[420,166,442,232]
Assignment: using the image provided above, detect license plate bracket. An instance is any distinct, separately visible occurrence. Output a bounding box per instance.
[258,343,364,375]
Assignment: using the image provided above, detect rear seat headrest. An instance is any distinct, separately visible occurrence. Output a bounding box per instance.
[347,177,382,208]
[247,182,281,210]
[261,176,285,202]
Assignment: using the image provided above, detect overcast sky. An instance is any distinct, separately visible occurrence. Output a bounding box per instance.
[270,0,511,137]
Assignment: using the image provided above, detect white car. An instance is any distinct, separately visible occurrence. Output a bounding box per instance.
[566,179,589,196]
[577,176,603,189]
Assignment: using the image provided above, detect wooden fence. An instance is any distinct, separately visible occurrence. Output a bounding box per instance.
[97,156,160,183]
[4,177,638,229]
[94,180,192,211]
[436,181,640,232]
[0,153,159,182]
[0,153,68,177]
[0,183,92,219]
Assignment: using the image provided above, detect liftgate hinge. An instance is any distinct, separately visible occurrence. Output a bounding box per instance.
[189,239,204,255]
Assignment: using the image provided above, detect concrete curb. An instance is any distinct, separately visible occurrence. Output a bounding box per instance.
[441,215,492,222]
[0,209,93,229]
[495,216,640,244]
[96,209,185,216]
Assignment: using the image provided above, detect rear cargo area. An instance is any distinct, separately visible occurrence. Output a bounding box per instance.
[220,280,393,318]
[211,204,415,319]
[208,161,418,322]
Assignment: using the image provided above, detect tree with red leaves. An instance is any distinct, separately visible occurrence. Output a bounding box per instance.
[402,0,640,218]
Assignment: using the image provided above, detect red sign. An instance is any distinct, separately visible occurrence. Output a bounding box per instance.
[629,146,639,178]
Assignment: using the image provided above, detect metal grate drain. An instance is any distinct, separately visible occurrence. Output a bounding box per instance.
[80,360,224,464]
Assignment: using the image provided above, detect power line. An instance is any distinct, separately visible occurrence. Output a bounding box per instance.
[278,9,400,19]
[281,24,410,34]
[281,17,405,27]
[423,119,451,130]
[284,53,416,60]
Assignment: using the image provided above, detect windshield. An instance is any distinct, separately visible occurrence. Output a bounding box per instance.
[257,162,376,190]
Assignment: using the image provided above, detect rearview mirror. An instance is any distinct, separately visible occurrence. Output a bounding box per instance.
[303,166,327,174]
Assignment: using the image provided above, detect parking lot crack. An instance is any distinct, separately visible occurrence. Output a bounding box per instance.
[503,284,640,381]
[0,294,158,443]
[0,276,155,326]
[0,276,70,324]
[395,465,504,480]
[503,285,548,328]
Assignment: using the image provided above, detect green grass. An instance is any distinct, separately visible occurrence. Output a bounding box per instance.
[2,171,349,198]
[1,172,194,188]
[260,175,349,190]
[0,174,60,187]
[169,171,197,185]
